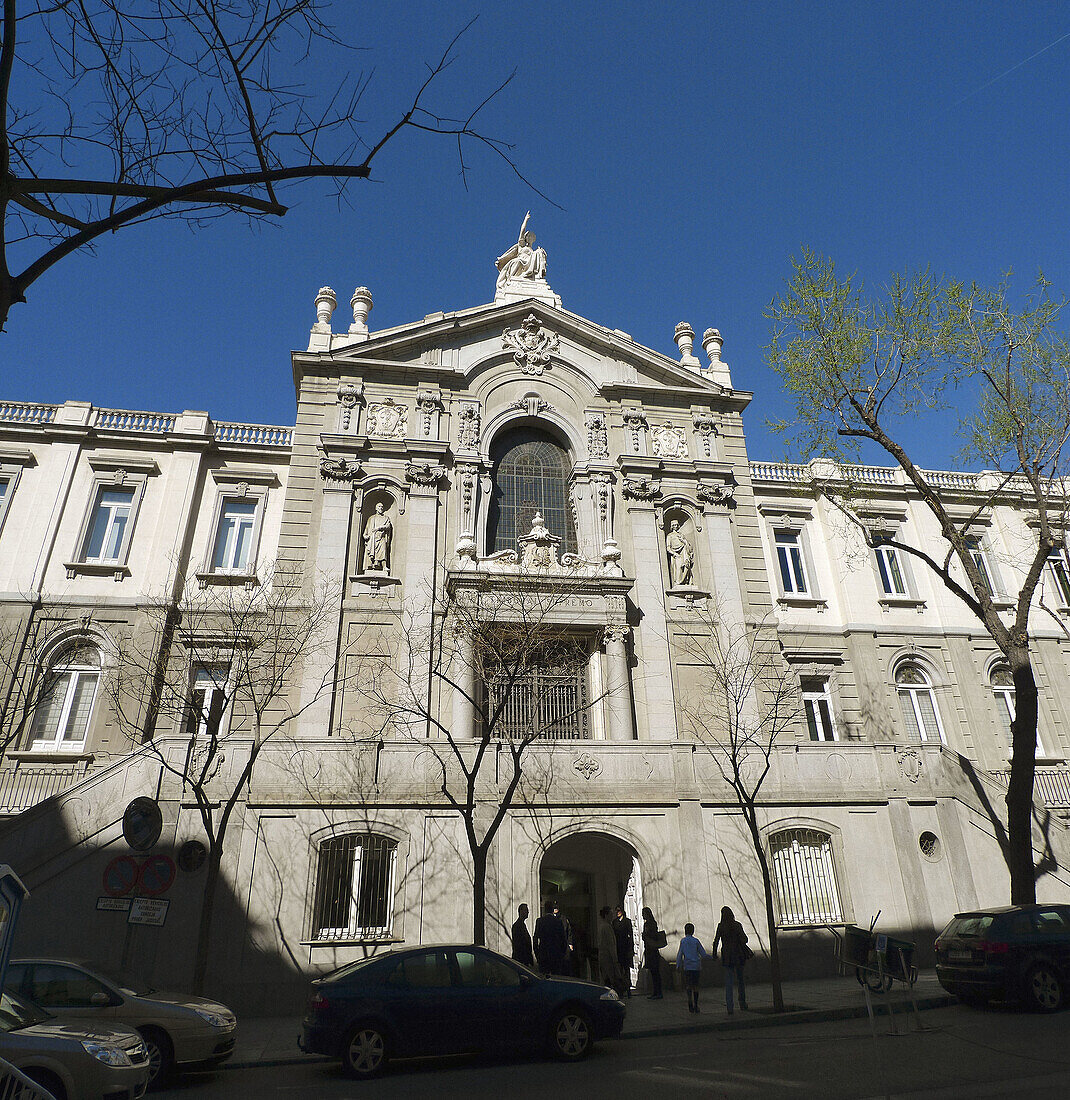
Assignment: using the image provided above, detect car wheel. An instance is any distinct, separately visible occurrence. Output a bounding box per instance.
[550,1007,592,1061]
[1025,963,1064,1013]
[139,1026,175,1088]
[16,1070,66,1100]
[342,1023,389,1079]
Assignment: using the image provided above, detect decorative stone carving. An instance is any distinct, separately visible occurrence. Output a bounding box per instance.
[622,410,647,453]
[591,472,614,538]
[665,520,694,587]
[651,423,687,459]
[507,393,555,416]
[622,476,661,502]
[601,538,624,577]
[455,461,479,531]
[896,748,923,783]
[697,482,735,508]
[502,314,559,375]
[362,502,393,573]
[190,742,223,784]
[458,403,481,450]
[495,212,548,290]
[112,468,127,485]
[518,512,561,569]
[405,462,446,488]
[415,390,441,437]
[585,411,609,458]
[572,751,602,781]
[366,398,408,439]
[603,624,631,648]
[692,412,717,458]
[320,456,361,482]
[337,381,363,431]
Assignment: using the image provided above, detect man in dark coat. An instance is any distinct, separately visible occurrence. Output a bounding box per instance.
[533,900,568,976]
[511,903,534,968]
[614,905,635,996]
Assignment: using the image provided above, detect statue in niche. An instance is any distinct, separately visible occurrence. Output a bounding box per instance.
[495,211,547,290]
[362,501,393,573]
[665,519,694,587]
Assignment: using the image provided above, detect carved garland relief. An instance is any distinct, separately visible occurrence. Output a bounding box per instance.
[366,398,408,439]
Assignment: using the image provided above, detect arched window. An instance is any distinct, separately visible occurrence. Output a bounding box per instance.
[990,665,1043,756]
[895,661,945,744]
[30,642,100,752]
[769,828,843,926]
[487,427,575,555]
[312,833,398,940]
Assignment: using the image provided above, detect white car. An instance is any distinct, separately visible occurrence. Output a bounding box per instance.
[0,989,149,1100]
[7,960,236,1087]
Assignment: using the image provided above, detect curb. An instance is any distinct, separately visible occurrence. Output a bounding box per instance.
[222,994,955,1070]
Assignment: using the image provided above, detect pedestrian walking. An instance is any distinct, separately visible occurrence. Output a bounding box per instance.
[554,903,576,976]
[614,905,634,996]
[533,900,568,977]
[675,922,708,1013]
[511,903,534,968]
[641,905,665,999]
[712,905,751,1014]
[597,906,625,996]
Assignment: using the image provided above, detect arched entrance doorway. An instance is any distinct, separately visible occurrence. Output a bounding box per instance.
[539,832,642,984]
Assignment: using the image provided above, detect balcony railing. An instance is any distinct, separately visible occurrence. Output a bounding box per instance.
[93,407,176,433]
[0,761,90,815]
[0,401,57,425]
[214,421,293,447]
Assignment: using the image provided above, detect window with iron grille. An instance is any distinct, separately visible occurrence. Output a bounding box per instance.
[769,827,844,926]
[483,638,590,740]
[487,428,575,555]
[313,834,398,940]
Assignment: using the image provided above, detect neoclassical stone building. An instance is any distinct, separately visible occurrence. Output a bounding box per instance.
[2,226,1069,1011]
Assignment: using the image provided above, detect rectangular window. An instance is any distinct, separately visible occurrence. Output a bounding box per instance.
[81,486,135,563]
[964,536,996,596]
[211,498,258,573]
[313,834,397,940]
[1048,550,1070,607]
[185,667,229,740]
[482,638,590,740]
[802,680,837,741]
[774,529,808,595]
[874,542,907,596]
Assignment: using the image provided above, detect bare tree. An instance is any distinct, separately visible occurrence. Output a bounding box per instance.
[679,605,800,1012]
[357,560,622,946]
[106,561,342,993]
[768,254,1070,904]
[0,2,529,330]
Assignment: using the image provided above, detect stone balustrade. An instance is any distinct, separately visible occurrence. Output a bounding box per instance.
[0,400,58,425]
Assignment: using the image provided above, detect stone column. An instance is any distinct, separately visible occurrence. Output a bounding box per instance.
[402,465,445,738]
[604,626,636,741]
[626,496,679,740]
[451,628,477,740]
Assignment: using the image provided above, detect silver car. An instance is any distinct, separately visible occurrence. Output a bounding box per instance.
[7,960,236,1087]
[0,989,150,1100]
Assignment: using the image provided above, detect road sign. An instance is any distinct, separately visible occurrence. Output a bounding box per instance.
[137,855,176,897]
[128,898,169,926]
[96,897,131,912]
[103,855,140,898]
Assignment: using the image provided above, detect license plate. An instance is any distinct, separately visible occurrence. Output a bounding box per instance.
[949,950,972,961]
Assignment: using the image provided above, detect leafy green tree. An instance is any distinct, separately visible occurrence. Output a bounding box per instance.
[768,252,1070,904]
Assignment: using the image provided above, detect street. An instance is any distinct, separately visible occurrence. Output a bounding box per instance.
[158,1004,1070,1099]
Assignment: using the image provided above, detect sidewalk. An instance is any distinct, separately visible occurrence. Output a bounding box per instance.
[226,970,954,1070]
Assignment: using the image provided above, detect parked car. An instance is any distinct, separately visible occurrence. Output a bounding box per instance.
[934,904,1070,1011]
[0,988,150,1100]
[300,944,626,1078]
[6,959,237,1086]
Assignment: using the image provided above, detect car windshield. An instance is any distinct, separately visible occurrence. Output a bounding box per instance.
[948,915,994,938]
[327,954,393,982]
[87,964,154,997]
[0,990,50,1032]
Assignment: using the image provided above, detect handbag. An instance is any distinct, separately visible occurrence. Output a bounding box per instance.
[742,943,754,962]
[654,929,668,949]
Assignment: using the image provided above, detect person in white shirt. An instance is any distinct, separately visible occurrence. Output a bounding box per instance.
[676,922,709,1013]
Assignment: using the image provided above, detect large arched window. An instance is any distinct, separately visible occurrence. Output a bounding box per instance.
[769,827,844,926]
[30,642,100,752]
[487,427,575,555]
[895,661,945,744]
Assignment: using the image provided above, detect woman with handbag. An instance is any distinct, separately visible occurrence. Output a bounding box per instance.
[641,906,665,999]
[713,905,752,1013]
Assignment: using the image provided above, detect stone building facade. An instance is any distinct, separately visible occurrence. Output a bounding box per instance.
[2,230,1069,1012]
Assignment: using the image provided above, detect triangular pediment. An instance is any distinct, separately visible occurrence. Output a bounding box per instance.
[300,297,745,405]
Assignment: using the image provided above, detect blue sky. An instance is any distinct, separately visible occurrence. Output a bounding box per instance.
[3,1,1069,469]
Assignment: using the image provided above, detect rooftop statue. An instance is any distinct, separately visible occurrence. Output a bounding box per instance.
[496,212,548,290]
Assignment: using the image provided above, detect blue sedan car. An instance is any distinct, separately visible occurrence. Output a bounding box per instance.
[299,944,626,1078]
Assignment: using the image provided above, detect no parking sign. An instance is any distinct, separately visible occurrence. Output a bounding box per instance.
[102,855,140,898]
[137,854,176,897]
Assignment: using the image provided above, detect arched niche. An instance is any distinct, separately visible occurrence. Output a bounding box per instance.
[661,504,701,591]
[355,487,400,580]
